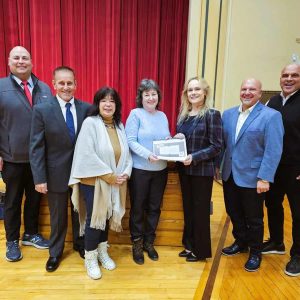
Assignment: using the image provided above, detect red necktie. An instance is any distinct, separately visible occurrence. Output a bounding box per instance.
[22,81,33,106]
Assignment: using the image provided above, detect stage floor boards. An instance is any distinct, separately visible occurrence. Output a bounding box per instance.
[0,183,299,299]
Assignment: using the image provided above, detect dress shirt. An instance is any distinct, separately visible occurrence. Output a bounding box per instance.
[56,95,78,133]
[13,75,34,94]
[280,89,299,106]
[235,101,258,141]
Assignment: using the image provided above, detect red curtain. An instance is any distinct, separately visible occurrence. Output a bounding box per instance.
[0,0,189,133]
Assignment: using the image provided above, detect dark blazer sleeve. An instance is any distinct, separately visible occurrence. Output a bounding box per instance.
[192,110,223,163]
[29,106,47,185]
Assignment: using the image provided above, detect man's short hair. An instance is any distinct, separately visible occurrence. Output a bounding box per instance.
[53,66,75,77]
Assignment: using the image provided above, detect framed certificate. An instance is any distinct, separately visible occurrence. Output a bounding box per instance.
[153,138,187,161]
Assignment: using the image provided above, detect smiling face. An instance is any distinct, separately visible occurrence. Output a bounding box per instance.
[99,94,116,118]
[187,79,206,108]
[52,70,76,102]
[240,79,262,111]
[280,64,300,97]
[8,46,33,80]
[142,89,159,113]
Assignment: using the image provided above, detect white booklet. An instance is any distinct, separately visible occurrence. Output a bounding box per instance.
[153,138,187,161]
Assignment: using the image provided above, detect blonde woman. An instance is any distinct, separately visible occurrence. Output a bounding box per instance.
[175,77,222,261]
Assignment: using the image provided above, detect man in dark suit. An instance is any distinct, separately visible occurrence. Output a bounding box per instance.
[30,66,90,272]
[263,64,300,277]
[221,78,284,272]
[0,46,52,262]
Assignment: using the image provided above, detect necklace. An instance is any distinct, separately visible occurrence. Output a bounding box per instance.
[104,123,115,129]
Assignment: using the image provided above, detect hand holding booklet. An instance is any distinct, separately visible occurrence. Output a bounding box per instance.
[152,138,187,161]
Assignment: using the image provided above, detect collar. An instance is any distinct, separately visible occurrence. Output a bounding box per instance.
[12,75,34,87]
[238,101,259,114]
[280,90,299,102]
[56,95,75,107]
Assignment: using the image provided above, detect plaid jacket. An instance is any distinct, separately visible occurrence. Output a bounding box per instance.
[176,109,223,176]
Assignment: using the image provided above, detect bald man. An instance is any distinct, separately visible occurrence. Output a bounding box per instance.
[263,64,300,277]
[220,78,284,272]
[0,46,52,262]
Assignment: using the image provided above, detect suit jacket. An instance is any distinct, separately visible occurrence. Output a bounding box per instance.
[0,74,52,163]
[221,102,284,188]
[177,109,223,176]
[29,96,90,193]
[267,90,300,166]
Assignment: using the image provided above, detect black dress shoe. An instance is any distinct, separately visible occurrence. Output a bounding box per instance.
[222,242,248,256]
[46,256,61,272]
[186,253,206,262]
[179,249,191,257]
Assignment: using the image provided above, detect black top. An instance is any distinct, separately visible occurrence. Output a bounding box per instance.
[267,89,300,166]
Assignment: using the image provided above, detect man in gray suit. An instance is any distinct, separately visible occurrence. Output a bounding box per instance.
[30,66,90,272]
[0,46,52,262]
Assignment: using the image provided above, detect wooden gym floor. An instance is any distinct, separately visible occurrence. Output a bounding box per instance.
[0,183,299,299]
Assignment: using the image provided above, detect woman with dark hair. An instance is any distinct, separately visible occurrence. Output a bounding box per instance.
[69,87,132,279]
[175,77,222,262]
[125,79,170,265]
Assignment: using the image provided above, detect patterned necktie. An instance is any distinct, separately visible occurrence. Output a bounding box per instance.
[65,102,75,143]
[21,81,32,106]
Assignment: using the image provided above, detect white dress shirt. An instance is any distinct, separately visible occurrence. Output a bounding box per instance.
[13,75,34,94]
[235,102,258,142]
[280,89,298,106]
[56,95,78,133]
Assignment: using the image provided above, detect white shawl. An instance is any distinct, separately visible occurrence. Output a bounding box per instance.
[69,115,132,235]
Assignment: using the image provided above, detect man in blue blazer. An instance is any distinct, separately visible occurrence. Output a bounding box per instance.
[221,78,284,272]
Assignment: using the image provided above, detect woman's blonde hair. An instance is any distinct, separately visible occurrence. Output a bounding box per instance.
[177,77,210,123]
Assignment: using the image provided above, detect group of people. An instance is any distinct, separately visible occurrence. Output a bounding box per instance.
[0,45,299,280]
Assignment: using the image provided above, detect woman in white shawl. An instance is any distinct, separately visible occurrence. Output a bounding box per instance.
[69,87,132,280]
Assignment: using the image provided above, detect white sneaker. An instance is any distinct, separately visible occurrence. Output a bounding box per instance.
[97,241,116,270]
[85,249,101,280]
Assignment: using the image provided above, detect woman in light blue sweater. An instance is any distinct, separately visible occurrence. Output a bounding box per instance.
[125,79,170,265]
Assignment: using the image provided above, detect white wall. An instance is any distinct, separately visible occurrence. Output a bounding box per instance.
[221,0,300,110]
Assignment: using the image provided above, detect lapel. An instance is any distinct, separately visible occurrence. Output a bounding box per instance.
[178,116,201,142]
[9,74,32,111]
[51,97,73,144]
[230,107,239,147]
[74,99,85,137]
[235,102,262,144]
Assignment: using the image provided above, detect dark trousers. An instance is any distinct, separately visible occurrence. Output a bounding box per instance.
[223,175,264,255]
[265,165,300,256]
[178,169,213,259]
[129,168,168,243]
[48,189,84,257]
[80,184,108,251]
[2,162,41,241]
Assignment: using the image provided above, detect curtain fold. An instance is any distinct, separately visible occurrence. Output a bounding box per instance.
[0,0,189,133]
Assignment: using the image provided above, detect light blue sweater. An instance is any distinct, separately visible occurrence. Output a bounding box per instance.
[125,108,170,171]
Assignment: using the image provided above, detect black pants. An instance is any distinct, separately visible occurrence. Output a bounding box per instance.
[48,189,84,257]
[129,168,168,243]
[179,169,213,259]
[223,175,264,255]
[80,184,108,251]
[265,165,300,256]
[2,162,41,241]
